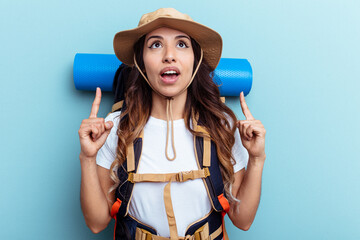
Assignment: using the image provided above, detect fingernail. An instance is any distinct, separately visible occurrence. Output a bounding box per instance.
[106,122,112,128]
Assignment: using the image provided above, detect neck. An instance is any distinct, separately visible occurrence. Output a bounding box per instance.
[151,90,187,120]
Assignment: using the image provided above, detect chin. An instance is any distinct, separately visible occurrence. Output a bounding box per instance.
[157,87,187,99]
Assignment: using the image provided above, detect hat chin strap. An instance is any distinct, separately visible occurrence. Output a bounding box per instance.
[133,49,204,161]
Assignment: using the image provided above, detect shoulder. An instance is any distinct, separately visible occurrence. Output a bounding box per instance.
[223,112,249,172]
[104,111,121,144]
[223,111,237,128]
[95,111,121,169]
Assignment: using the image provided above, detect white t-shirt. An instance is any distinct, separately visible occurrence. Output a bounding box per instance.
[97,112,248,237]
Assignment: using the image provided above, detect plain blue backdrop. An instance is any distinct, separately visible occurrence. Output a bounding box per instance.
[1,0,359,239]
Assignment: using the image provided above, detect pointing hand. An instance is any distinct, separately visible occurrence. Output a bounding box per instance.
[78,88,114,158]
[236,92,266,160]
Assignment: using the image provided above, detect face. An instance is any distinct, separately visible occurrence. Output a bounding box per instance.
[143,27,195,97]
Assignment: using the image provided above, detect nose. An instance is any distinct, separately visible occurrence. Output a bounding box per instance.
[162,45,176,63]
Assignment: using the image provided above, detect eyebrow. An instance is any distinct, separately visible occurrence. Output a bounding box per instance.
[146,35,191,44]
[146,35,163,43]
[175,35,191,40]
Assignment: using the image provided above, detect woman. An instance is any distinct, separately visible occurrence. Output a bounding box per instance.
[78,8,266,240]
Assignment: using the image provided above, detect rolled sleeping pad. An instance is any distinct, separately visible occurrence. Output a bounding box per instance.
[73,53,252,96]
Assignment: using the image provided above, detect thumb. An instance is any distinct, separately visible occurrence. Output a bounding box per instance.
[105,121,114,130]
[95,126,112,149]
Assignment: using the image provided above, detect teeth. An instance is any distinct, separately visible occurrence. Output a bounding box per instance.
[163,70,177,75]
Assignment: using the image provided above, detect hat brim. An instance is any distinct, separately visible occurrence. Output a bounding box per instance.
[113,17,222,71]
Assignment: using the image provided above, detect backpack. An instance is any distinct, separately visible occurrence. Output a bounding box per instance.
[109,64,230,240]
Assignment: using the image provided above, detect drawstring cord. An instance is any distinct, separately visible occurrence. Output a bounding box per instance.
[134,49,203,161]
[165,97,176,160]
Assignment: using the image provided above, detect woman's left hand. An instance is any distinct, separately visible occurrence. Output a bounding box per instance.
[237,92,266,162]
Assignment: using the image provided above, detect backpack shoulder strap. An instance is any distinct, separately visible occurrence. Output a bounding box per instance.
[115,132,143,217]
[193,115,227,212]
[195,135,226,212]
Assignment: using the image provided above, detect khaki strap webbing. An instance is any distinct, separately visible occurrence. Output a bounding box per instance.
[164,181,179,240]
[210,224,223,240]
[128,168,210,183]
[203,137,211,167]
[135,223,223,240]
[193,125,208,135]
[111,100,124,112]
[193,223,208,240]
[131,168,210,240]
[135,228,153,240]
[192,125,211,168]
[127,143,135,172]
[126,130,144,172]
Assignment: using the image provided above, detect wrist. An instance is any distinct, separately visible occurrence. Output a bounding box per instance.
[248,154,266,167]
[79,152,97,164]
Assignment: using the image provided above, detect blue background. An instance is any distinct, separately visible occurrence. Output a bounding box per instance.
[1,0,359,239]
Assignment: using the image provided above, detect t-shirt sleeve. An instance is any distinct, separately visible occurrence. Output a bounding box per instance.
[96,112,121,169]
[232,125,249,173]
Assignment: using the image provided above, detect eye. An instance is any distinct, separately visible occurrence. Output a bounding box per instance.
[149,41,162,49]
[177,41,188,48]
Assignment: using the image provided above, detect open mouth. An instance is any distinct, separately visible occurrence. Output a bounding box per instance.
[161,70,179,77]
[160,68,180,82]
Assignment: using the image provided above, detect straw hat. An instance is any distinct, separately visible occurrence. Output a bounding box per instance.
[113,8,222,71]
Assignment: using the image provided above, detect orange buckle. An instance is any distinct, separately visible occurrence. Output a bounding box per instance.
[218,193,230,213]
[110,198,122,219]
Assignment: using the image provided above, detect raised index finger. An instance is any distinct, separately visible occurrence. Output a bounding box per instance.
[89,87,101,118]
[240,91,255,120]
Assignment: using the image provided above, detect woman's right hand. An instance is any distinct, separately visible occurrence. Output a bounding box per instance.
[78,87,114,159]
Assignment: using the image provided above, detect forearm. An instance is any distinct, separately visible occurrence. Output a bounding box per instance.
[232,156,265,230]
[80,154,111,233]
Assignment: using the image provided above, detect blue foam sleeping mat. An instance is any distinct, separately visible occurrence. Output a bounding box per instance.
[73,53,252,96]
